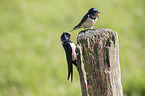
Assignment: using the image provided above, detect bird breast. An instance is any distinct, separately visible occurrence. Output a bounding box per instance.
[81,16,98,28]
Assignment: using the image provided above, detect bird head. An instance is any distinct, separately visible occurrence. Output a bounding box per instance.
[88,8,100,16]
[61,32,71,42]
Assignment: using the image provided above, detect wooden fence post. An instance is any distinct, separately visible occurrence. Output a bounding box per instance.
[76,29,123,96]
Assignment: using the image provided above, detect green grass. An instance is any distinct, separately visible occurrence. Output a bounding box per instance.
[0,0,145,96]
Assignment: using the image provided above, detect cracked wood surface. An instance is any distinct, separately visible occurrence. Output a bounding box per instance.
[76,29,123,96]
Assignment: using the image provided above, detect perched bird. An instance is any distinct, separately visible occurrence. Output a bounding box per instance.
[72,8,100,31]
[61,32,77,82]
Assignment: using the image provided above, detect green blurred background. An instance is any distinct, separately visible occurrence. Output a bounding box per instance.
[0,0,145,96]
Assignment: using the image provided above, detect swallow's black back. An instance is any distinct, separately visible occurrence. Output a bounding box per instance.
[62,41,73,82]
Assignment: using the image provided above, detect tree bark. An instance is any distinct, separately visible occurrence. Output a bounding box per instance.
[76,29,123,96]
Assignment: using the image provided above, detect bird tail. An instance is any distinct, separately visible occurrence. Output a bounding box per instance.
[68,29,74,32]
[71,66,73,82]
[68,25,81,32]
[73,25,81,30]
[67,61,73,82]
[67,66,73,82]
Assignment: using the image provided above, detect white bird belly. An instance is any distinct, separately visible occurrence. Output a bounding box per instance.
[69,43,77,61]
[81,17,98,28]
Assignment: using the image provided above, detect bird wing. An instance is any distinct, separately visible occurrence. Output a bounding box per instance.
[73,14,88,30]
[63,43,73,82]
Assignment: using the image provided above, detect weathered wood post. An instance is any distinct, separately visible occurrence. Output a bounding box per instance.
[76,29,123,96]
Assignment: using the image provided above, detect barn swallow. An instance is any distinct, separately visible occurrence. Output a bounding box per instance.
[71,8,100,31]
[61,32,77,82]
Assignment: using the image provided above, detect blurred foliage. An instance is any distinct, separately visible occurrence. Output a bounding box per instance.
[0,0,145,96]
